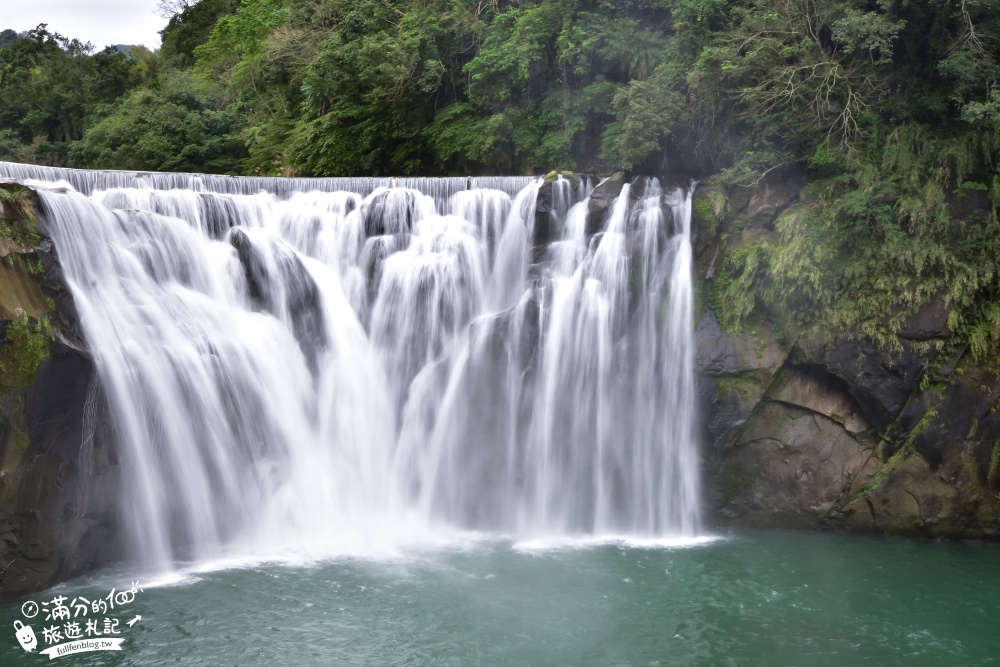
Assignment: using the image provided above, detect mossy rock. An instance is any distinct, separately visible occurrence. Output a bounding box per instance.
[715,373,762,401]
[720,462,757,497]
[0,184,54,389]
[772,202,807,232]
[0,314,53,388]
[692,184,728,240]
[0,184,42,247]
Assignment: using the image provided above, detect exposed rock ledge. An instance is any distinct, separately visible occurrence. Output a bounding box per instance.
[0,181,119,600]
[692,172,1000,539]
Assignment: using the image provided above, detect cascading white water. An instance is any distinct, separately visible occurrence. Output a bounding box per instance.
[0,161,701,566]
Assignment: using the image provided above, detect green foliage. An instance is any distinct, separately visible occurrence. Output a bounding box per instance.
[426,104,507,170]
[127,46,160,86]
[0,29,18,50]
[0,25,141,164]
[832,8,906,64]
[74,71,244,172]
[712,120,1000,364]
[989,439,1000,481]
[4,0,1000,363]
[603,66,685,169]
[0,186,41,245]
[160,0,240,68]
[0,186,35,222]
[194,0,288,82]
[1,0,998,178]
[0,129,27,162]
[0,313,51,388]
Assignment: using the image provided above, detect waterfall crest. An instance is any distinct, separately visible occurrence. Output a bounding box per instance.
[0,161,702,565]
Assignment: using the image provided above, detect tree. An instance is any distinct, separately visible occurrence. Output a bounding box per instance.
[159,0,239,68]
[74,70,244,172]
[156,0,200,19]
[0,29,18,50]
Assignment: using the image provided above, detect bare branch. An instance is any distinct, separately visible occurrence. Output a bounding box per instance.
[952,0,989,58]
[156,0,197,20]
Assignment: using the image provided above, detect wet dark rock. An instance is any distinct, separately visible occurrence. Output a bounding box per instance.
[229,228,327,372]
[362,235,407,303]
[533,183,559,255]
[3,344,121,598]
[711,403,877,529]
[534,180,555,217]
[586,172,629,235]
[275,251,327,372]
[695,311,787,377]
[229,228,270,307]
[361,189,420,237]
[699,374,757,453]
[534,174,598,262]
[742,168,804,230]
[199,194,242,239]
[587,172,628,217]
[898,298,951,340]
[792,336,934,435]
[699,319,1000,538]
[695,311,790,454]
[909,366,999,469]
[0,183,121,598]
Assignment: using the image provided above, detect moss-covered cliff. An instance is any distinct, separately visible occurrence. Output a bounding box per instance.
[0,181,119,600]
[693,174,1000,538]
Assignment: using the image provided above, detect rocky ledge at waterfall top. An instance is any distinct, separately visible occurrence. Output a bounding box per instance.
[690,171,1000,539]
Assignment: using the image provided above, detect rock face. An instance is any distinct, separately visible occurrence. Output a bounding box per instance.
[533,172,595,249]
[693,172,1000,539]
[0,182,120,600]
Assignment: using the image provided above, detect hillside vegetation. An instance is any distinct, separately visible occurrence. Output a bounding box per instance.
[1,0,999,356]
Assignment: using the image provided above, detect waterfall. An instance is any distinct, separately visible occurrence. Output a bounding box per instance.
[0,161,701,566]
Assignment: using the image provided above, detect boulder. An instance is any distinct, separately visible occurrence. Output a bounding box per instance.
[695,311,787,377]
[898,298,951,340]
[229,228,328,372]
[695,311,790,453]
[741,168,804,229]
[793,335,934,434]
[712,402,878,528]
[361,188,423,237]
[767,367,870,433]
[586,172,629,235]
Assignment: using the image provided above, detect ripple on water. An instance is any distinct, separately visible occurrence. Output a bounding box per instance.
[1,530,998,667]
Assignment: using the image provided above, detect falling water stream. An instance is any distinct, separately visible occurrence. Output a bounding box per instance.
[3,163,999,667]
[0,162,702,571]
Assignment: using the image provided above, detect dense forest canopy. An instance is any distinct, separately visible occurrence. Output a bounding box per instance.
[1,0,999,358]
[1,0,996,179]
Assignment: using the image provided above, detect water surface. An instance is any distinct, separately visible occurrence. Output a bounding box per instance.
[3,530,997,666]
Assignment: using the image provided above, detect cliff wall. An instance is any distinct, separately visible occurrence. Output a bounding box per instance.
[690,174,1000,538]
[0,181,119,600]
